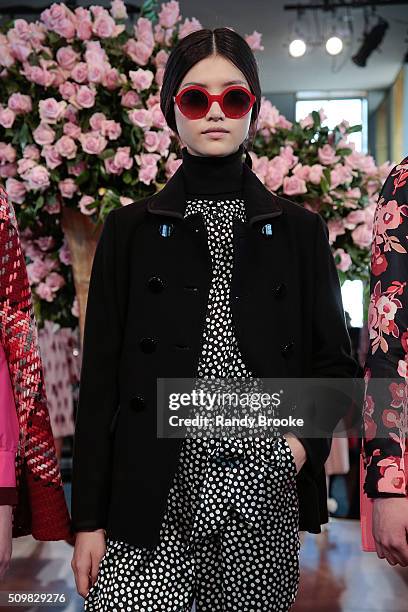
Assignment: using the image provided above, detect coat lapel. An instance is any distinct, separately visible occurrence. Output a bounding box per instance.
[146,161,283,227]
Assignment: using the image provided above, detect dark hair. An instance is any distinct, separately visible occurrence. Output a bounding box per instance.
[160,27,261,154]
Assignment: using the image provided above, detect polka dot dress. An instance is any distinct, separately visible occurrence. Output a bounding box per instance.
[84,197,300,612]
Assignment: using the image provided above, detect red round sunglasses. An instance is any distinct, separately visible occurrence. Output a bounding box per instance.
[173,85,256,120]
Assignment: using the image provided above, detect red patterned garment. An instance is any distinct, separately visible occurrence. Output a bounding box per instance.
[0,184,72,540]
[362,156,408,498]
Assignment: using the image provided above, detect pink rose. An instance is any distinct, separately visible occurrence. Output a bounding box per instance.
[39,98,67,124]
[292,164,310,181]
[318,144,340,166]
[55,135,77,159]
[27,259,49,284]
[283,175,307,196]
[119,196,135,206]
[56,46,79,70]
[58,178,78,198]
[75,85,96,109]
[280,145,298,169]
[59,239,72,265]
[71,62,88,83]
[42,145,62,170]
[128,108,153,129]
[165,153,183,178]
[327,218,346,245]
[129,69,154,92]
[157,130,171,156]
[104,146,133,175]
[308,164,323,185]
[25,165,51,191]
[90,112,107,131]
[100,119,122,140]
[135,152,160,185]
[63,122,81,139]
[111,0,128,20]
[150,104,167,129]
[23,145,40,160]
[124,39,152,66]
[33,122,56,146]
[35,236,55,251]
[72,296,79,318]
[344,209,366,229]
[264,166,284,191]
[103,68,123,90]
[35,282,55,302]
[59,81,77,100]
[68,160,87,176]
[352,224,372,249]
[154,50,169,69]
[5,178,26,204]
[79,195,96,216]
[121,91,140,108]
[79,132,107,155]
[270,155,290,176]
[17,158,36,178]
[0,143,16,163]
[8,93,32,114]
[93,12,116,38]
[135,17,154,45]
[333,248,352,272]
[144,130,160,153]
[0,107,15,128]
[299,114,314,129]
[77,20,93,42]
[245,30,264,51]
[158,1,180,28]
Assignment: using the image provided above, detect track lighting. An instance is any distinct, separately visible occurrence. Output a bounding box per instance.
[352,18,389,67]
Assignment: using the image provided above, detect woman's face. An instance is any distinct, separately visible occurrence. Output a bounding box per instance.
[173,54,253,157]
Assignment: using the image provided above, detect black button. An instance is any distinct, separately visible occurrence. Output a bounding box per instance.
[130,395,145,411]
[281,341,294,357]
[139,337,157,353]
[147,276,165,292]
[158,223,175,237]
[274,282,286,299]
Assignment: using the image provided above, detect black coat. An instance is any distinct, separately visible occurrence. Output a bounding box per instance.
[71,160,358,549]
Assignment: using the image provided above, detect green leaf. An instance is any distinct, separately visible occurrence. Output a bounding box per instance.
[336,148,353,156]
[347,124,362,134]
[75,169,90,186]
[98,148,115,160]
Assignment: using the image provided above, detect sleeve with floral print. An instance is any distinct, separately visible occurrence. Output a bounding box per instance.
[363,156,408,498]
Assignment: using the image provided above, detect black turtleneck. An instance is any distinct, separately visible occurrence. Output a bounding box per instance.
[181,144,245,199]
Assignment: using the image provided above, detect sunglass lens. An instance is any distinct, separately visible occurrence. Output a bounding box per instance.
[179,89,208,118]
[223,89,251,117]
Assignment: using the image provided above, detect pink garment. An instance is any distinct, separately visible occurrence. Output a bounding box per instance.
[37,321,80,438]
[0,339,19,487]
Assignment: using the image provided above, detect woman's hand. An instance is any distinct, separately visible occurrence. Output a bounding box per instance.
[71,529,106,598]
[283,432,307,474]
[0,505,13,581]
[373,498,408,567]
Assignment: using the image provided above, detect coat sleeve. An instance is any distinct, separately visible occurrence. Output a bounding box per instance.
[0,339,19,506]
[363,156,408,498]
[295,212,359,478]
[71,209,122,532]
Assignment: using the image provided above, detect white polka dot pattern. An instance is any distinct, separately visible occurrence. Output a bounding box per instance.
[84,198,300,612]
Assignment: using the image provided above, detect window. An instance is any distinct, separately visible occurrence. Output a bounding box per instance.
[296,96,368,153]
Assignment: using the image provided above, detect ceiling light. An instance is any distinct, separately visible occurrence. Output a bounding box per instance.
[326,36,343,56]
[289,38,307,58]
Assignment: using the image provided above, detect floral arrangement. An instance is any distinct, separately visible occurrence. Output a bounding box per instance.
[0,0,391,327]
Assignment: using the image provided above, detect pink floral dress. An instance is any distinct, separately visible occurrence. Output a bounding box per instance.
[363,155,408,498]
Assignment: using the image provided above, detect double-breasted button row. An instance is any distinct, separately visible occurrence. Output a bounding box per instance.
[139,337,157,353]
[130,394,145,411]
[147,275,166,292]
[281,341,294,357]
[273,282,286,299]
